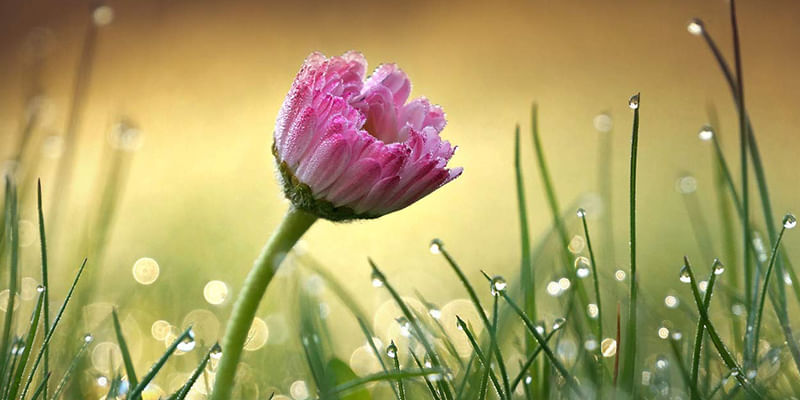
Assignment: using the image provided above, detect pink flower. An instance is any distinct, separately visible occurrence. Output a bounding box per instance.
[273,51,462,220]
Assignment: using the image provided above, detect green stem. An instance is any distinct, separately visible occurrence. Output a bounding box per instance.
[210,207,317,400]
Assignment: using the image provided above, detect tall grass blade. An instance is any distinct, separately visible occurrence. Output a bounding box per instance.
[174,343,219,400]
[7,293,45,399]
[1,178,19,372]
[455,316,505,399]
[36,180,51,400]
[752,218,790,361]
[689,260,722,400]
[49,336,92,400]
[127,325,194,400]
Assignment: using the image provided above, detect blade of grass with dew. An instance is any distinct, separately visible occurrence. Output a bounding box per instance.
[327,369,444,398]
[36,180,51,400]
[111,308,138,387]
[499,291,583,397]
[429,245,512,396]
[49,335,92,400]
[126,325,194,400]
[173,344,220,400]
[410,349,442,400]
[389,341,406,400]
[28,372,50,400]
[368,259,454,400]
[19,257,87,399]
[7,293,45,400]
[689,260,722,400]
[752,216,791,361]
[619,92,640,397]
[1,179,19,373]
[681,257,761,397]
[455,316,505,399]
[355,317,400,400]
[510,327,558,391]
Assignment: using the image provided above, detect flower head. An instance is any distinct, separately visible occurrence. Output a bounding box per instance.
[273,51,462,220]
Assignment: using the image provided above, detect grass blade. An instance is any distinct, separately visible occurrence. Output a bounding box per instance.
[455,316,505,399]
[111,308,138,387]
[28,372,50,400]
[327,368,444,398]
[20,258,88,400]
[7,293,45,399]
[49,336,92,400]
[410,349,442,400]
[1,178,19,373]
[356,317,400,399]
[36,180,51,400]
[174,344,220,400]
[510,327,558,391]
[689,260,722,400]
[619,92,641,396]
[578,209,603,339]
[752,217,790,359]
[127,325,194,400]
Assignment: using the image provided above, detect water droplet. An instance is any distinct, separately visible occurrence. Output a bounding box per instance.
[490,275,507,296]
[429,308,441,320]
[784,213,797,229]
[687,18,704,36]
[746,369,757,379]
[679,265,691,283]
[524,375,533,385]
[600,338,617,357]
[593,113,613,133]
[370,270,384,288]
[584,337,598,351]
[177,330,196,352]
[671,330,683,341]
[92,5,114,26]
[615,269,626,281]
[96,376,109,387]
[210,346,222,360]
[429,238,443,254]
[574,256,591,279]
[552,317,566,331]
[664,295,679,309]
[730,369,740,377]
[732,303,745,316]
[628,93,640,110]
[784,272,793,286]
[386,341,397,359]
[658,326,670,339]
[587,303,599,319]
[698,125,714,141]
[534,322,545,335]
[576,208,587,218]
[84,333,94,343]
[397,317,411,337]
[35,285,45,293]
[713,260,725,275]
[655,355,669,370]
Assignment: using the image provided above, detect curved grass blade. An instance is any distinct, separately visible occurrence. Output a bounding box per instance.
[127,325,194,400]
[499,292,583,397]
[752,219,789,358]
[578,209,603,339]
[510,327,558,391]
[410,349,442,400]
[455,316,505,400]
[111,308,138,387]
[49,336,91,400]
[28,372,50,400]
[327,369,443,398]
[20,258,88,399]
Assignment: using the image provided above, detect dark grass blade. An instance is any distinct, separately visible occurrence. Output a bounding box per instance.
[368,259,454,400]
[36,180,51,400]
[455,317,505,399]
[619,93,641,396]
[126,325,194,400]
[578,209,603,339]
[1,178,19,372]
[327,369,444,398]
[111,308,138,387]
[431,246,511,396]
[681,257,761,397]
[499,292,583,397]
[7,293,45,399]
[690,261,722,400]
[510,327,558,391]
[454,355,475,400]
[19,258,88,399]
[174,343,220,400]
[49,336,92,400]
[390,341,406,400]
[28,372,50,400]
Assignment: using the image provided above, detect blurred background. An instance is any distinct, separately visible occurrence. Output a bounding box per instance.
[1,0,799,397]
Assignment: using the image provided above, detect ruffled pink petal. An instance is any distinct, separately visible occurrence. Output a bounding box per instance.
[297,133,352,192]
[362,64,411,107]
[324,158,382,205]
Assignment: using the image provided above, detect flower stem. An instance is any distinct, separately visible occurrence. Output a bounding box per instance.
[210,207,317,400]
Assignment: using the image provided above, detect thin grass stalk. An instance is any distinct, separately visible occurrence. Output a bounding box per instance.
[752,219,789,360]
[619,93,640,396]
[579,210,602,339]
[175,344,219,400]
[690,261,721,400]
[111,309,138,387]
[510,327,558,391]
[328,369,443,398]
[456,316,505,399]
[356,317,400,400]
[7,293,45,400]
[49,336,91,400]
[28,373,50,400]
[410,349,442,400]
[1,179,19,368]
[127,325,194,400]
[35,180,51,399]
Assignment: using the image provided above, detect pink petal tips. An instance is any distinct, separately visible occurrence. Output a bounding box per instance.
[273,51,462,221]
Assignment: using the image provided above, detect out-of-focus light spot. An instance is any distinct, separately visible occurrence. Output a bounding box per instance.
[546,281,561,296]
[133,257,160,285]
[568,235,585,254]
[349,346,383,377]
[18,220,36,247]
[658,327,670,339]
[615,270,626,281]
[664,295,679,309]
[558,277,571,290]
[290,380,309,399]
[92,6,114,26]
[0,290,20,312]
[601,338,617,358]
[676,176,697,194]
[42,135,64,158]
[203,280,228,305]
[91,342,122,374]
[593,113,613,133]
[264,314,288,345]
[244,317,269,351]
[20,277,40,301]
[587,303,599,319]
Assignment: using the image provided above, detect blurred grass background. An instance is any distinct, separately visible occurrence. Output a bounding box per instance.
[1,0,799,397]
